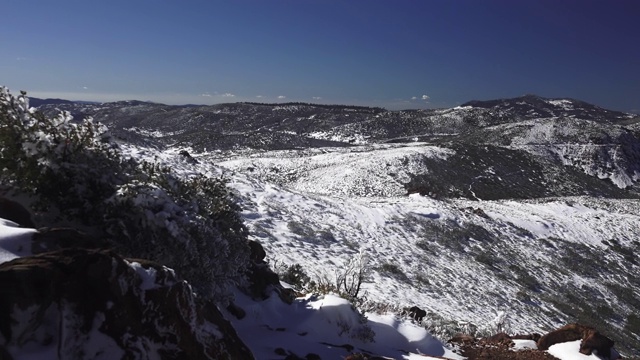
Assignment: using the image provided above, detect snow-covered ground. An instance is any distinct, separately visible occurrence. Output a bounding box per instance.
[229,290,464,359]
[2,140,635,358]
[0,218,36,263]
[121,143,639,357]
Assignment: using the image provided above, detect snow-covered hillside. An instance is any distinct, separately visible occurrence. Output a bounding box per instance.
[7,88,638,358]
[125,143,640,357]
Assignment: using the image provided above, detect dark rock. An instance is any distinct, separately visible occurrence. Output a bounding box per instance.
[248,240,267,262]
[226,302,246,320]
[179,149,199,164]
[276,286,297,304]
[246,262,281,300]
[245,239,295,303]
[581,329,614,358]
[0,197,35,228]
[403,305,427,322]
[471,207,490,219]
[537,323,614,358]
[0,248,253,359]
[31,227,107,254]
[0,346,12,360]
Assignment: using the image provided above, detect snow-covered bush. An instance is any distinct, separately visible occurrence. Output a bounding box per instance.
[477,311,511,336]
[0,87,249,302]
[275,263,311,290]
[0,88,122,220]
[334,249,373,301]
[106,170,250,301]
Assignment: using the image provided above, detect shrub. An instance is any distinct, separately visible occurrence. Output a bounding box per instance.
[287,220,315,238]
[378,262,409,282]
[334,250,373,302]
[0,89,123,219]
[0,87,250,303]
[306,250,373,305]
[278,263,311,290]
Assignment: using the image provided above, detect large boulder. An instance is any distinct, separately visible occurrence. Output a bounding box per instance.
[0,248,253,359]
[537,323,615,357]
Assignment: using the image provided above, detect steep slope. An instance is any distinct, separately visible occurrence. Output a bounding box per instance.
[124,144,640,357]
[209,147,640,356]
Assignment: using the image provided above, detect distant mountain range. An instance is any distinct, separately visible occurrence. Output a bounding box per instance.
[32,94,640,199]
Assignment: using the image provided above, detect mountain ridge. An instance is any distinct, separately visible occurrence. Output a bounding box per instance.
[31,92,639,194]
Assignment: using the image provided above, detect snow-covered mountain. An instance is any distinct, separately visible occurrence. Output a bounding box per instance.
[35,94,640,195]
[29,94,640,357]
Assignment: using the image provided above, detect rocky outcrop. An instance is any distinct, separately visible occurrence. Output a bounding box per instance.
[0,248,253,359]
[451,324,618,360]
[537,323,615,357]
[245,240,295,304]
[454,332,557,360]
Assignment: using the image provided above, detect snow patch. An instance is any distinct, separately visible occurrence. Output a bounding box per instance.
[0,218,36,265]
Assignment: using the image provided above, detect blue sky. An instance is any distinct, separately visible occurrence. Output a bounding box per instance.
[2,0,639,111]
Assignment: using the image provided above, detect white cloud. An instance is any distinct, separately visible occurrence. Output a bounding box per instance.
[411,96,417,100]
[256,95,264,98]
[222,93,235,97]
[83,86,89,90]
[312,96,322,100]
[200,93,212,97]
[422,95,430,100]
[278,95,286,99]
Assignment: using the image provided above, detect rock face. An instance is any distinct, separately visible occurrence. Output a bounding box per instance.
[0,248,253,360]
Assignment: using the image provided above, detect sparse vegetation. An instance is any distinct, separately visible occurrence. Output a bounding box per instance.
[277,263,311,290]
[378,262,409,282]
[287,220,316,238]
[333,250,373,302]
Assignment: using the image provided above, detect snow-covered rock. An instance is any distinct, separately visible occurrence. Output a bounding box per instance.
[0,248,253,360]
